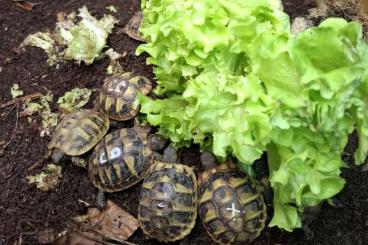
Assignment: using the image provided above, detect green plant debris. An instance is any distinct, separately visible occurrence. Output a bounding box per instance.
[22,91,58,137]
[10,84,24,98]
[20,32,59,66]
[106,5,118,13]
[57,87,92,112]
[62,6,118,64]
[137,0,368,231]
[20,6,118,66]
[27,164,62,191]
[105,48,124,74]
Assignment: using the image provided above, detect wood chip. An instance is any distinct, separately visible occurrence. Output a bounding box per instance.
[87,200,139,242]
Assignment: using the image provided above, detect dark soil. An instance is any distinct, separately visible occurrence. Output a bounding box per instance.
[0,0,367,244]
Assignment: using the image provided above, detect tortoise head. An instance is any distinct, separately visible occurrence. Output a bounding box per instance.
[50,148,64,163]
[200,151,217,171]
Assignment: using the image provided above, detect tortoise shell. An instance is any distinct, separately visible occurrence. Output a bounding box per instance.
[123,11,145,42]
[48,109,109,158]
[88,128,153,192]
[138,162,197,242]
[98,72,152,121]
[198,163,266,245]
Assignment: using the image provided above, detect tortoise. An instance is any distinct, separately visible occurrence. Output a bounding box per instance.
[98,72,152,121]
[48,109,110,164]
[123,11,145,42]
[138,162,197,242]
[198,161,267,245]
[88,123,171,193]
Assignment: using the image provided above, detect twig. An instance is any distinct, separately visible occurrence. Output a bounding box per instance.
[27,159,44,171]
[2,102,19,150]
[78,199,91,207]
[0,93,42,109]
[71,218,138,245]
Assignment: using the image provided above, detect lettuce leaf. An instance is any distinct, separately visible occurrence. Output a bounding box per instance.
[137,0,368,231]
[63,6,118,64]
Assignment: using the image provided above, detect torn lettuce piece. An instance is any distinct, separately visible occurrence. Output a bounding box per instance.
[20,32,59,65]
[10,84,24,98]
[57,87,92,112]
[20,6,117,66]
[63,6,118,64]
[106,5,118,13]
[22,91,58,137]
[27,164,63,191]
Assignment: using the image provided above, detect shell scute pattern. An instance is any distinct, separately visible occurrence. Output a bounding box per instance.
[48,109,109,156]
[98,72,152,121]
[198,163,266,245]
[138,162,197,242]
[88,128,153,192]
[123,11,145,42]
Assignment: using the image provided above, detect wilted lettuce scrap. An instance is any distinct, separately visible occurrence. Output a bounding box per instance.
[10,83,24,98]
[23,92,58,137]
[62,6,118,64]
[20,32,59,66]
[20,6,117,65]
[57,87,92,112]
[106,5,118,13]
[27,164,62,191]
[137,0,368,231]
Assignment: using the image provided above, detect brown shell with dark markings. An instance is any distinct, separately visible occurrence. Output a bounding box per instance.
[88,127,153,192]
[48,109,110,157]
[98,72,152,121]
[198,163,266,245]
[138,162,198,243]
[123,11,145,42]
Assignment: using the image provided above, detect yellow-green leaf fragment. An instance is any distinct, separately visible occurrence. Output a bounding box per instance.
[20,32,58,66]
[57,88,92,112]
[105,48,124,75]
[20,6,117,66]
[10,84,24,98]
[106,5,118,13]
[27,164,62,191]
[63,6,118,65]
[22,91,58,137]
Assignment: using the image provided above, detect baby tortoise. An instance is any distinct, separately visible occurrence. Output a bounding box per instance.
[138,162,197,243]
[98,72,152,121]
[198,162,267,245]
[48,109,110,164]
[88,123,172,193]
[123,11,145,42]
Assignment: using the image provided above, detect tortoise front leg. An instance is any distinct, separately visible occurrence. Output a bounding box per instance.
[71,156,88,169]
[95,190,106,209]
